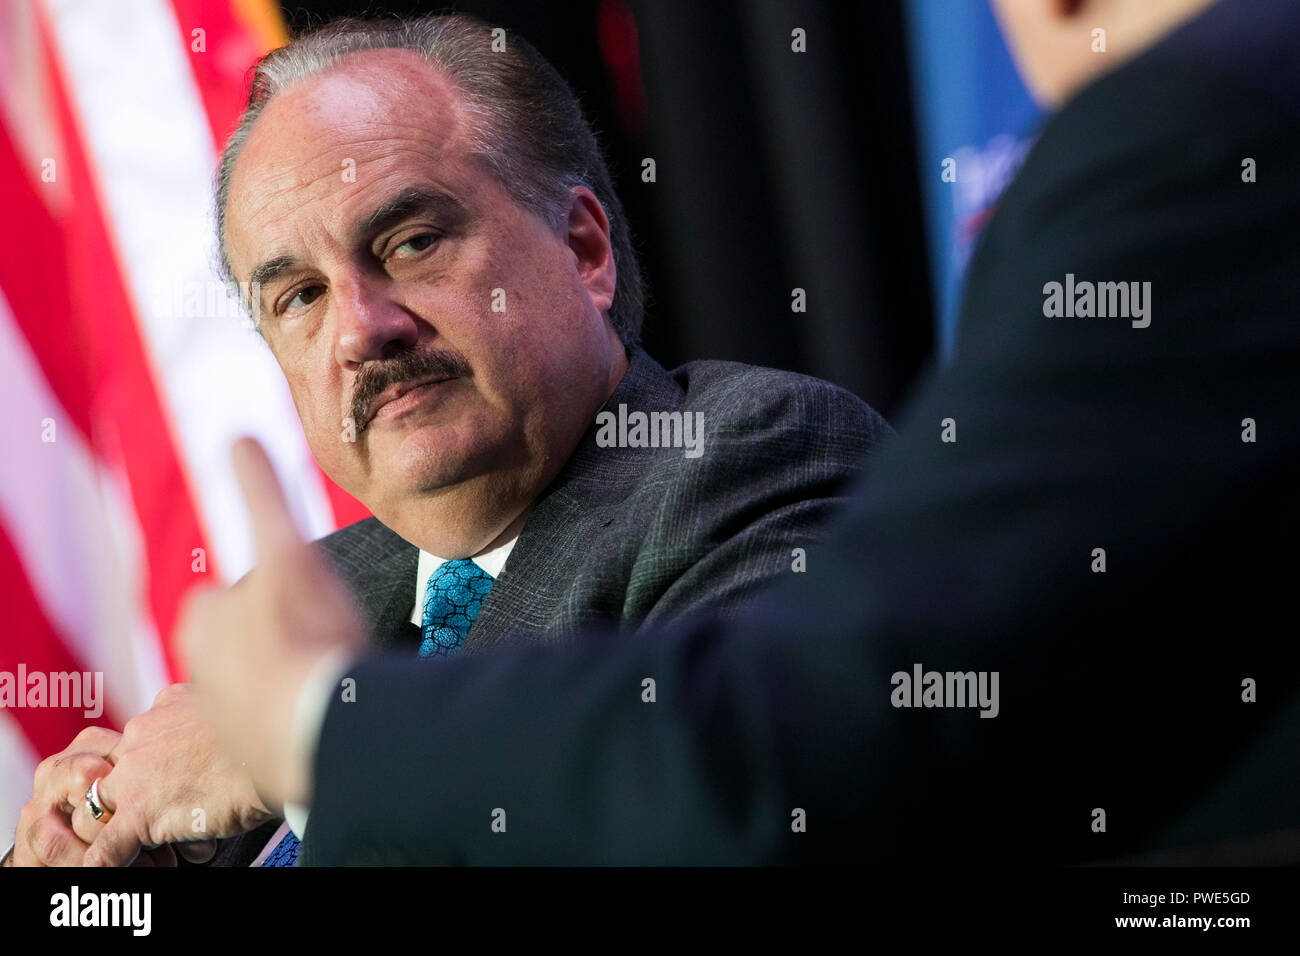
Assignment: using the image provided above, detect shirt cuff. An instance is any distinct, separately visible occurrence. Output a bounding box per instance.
[285,647,355,835]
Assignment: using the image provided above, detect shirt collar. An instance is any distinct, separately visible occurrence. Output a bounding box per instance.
[408,535,518,626]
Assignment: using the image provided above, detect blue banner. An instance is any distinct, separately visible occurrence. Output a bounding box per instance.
[904,0,1041,360]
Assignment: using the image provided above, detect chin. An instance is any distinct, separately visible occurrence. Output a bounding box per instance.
[378,428,469,490]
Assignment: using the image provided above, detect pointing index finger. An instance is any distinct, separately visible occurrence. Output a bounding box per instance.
[232,437,303,557]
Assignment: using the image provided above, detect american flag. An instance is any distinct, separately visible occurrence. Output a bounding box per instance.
[0,0,367,833]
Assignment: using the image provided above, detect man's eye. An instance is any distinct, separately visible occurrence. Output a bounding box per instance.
[393,233,439,257]
[284,285,324,312]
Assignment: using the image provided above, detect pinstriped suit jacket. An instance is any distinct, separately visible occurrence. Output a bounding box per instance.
[208,346,892,864]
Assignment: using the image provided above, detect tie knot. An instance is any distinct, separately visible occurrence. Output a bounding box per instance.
[419,559,494,658]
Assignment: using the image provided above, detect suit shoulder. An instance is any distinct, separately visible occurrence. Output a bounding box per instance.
[668,359,894,451]
[310,516,405,577]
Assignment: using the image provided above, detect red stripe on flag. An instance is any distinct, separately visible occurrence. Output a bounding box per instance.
[0,528,123,760]
[170,0,276,149]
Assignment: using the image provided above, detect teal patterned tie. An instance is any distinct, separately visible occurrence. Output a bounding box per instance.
[260,558,495,866]
[419,558,494,658]
[260,826,300,867]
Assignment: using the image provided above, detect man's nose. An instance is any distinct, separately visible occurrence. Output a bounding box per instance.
[332,273,420,368]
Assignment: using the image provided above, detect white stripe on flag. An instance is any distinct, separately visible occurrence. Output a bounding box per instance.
[43,0,336,582]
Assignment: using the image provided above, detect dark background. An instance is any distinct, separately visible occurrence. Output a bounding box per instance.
[277,0,935,419]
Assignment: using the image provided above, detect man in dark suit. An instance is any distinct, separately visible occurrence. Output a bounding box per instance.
[178,0,1300,865]
[2,14,888,868]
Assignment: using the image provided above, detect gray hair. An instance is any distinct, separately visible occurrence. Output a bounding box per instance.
[215,13,644,348]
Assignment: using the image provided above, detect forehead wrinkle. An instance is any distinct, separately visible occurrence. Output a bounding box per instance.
[256,48,469,167]
[228,59,473,278]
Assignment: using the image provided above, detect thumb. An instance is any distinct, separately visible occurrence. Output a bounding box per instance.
[232,437,303,558]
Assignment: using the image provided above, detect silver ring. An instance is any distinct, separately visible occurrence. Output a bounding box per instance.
[84,778,105,821]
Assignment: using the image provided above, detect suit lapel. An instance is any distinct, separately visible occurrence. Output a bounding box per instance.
[322,529,421,651]
[359,545,421,650]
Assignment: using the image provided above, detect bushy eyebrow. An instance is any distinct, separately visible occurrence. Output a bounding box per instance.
[245,188,466,292]
[353,187,467,246]
[249,254,298,289]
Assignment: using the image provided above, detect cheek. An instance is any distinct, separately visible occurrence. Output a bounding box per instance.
[275,349,349,449]
[488,281,594,396]
[421,247,565,372]
[500,248,597,346]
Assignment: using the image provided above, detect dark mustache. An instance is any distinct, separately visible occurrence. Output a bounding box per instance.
[351,348,470,431]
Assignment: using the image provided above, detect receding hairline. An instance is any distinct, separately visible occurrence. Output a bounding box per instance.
[222,51,480,284]
[228,45,475,187]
